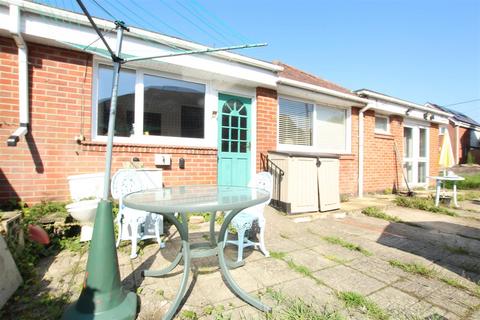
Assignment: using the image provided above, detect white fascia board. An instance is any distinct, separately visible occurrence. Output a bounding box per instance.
[371,100,449,124]
[356,89,452,117]
[278,77,368,106]
[6,7,277,87]
[451,119,480,130]
[0,0,282,73]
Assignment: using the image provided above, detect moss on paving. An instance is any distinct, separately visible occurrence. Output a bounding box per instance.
[337,291,389,320]
[395,196,458,217]
[361,207,402,222]
[388,259,436,277]
[321,236,373,256]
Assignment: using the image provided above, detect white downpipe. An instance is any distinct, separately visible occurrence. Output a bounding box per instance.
[7,4,29,147]
[358,102,375,198]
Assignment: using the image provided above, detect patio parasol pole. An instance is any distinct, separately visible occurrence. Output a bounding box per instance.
[62,2,137,319]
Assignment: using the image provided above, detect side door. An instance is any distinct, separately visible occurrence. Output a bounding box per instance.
[217,93,251,186]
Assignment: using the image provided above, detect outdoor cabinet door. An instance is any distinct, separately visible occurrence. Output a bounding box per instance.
[289,157,319,213]
[317,158,340,211]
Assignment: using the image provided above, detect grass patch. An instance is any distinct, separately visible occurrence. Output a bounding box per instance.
[324,254,348,264]
[361,207,402,222]
[395,196,458,217]
[457,190,480,202]
[322,236,373,256]
[337,291,389,320]
[389,259,436,277]
[443,245,470,255]
[270,251,287,260]
[445,173,480,190]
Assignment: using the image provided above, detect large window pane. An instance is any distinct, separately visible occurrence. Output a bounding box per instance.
[97,65,135,136]
[419,128,427,157]
[144,74,205,138]
[404,162,413,183]
[317,105,346,152]
[404,127,413,158]
[418,162,427,183]
[279,98,313,146]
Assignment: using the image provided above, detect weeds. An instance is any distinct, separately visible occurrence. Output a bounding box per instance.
[443,245,470,256]
[322,236,373,256]
[337,291,389,320]
[388,259,436,277]
[361,207,402,222]
[395,196,458,216]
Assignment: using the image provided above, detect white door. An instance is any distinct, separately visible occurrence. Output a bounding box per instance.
[403,124,429,186]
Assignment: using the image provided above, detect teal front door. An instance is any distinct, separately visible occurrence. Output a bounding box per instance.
[217,93,252,186]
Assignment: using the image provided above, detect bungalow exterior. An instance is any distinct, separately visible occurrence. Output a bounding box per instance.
[0,1,455,206]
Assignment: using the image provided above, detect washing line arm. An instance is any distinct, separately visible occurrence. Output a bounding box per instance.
[122,43,267,63]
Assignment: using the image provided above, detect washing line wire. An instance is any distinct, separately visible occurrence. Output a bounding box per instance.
[88,0,117,21]
[445,98,480,107]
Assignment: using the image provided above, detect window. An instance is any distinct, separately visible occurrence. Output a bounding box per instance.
[278,97,350,153]
[97,65,136,137]
[375,115,389,134]
[439,126,447,135]
[95,64,206,141]
[316,105,347,152]
[143,74,205,138]
[278,98,313,146]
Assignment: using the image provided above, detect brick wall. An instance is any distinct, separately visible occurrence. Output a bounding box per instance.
[458,126,469,164]
[0,37,217,205]
[256,87,277,172]
[363,111,403,193]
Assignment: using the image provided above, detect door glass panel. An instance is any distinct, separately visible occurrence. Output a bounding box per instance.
[222,140,229,152]
[222,128,229,139]
[231,116,238,127]
[419,128,427,157]
[418,162,427,183]
[240,118,246,128]
[231,141,238,152]
[222,115,229,127]
[404,127,413,158]
[404,162,413,183]
[240,129,246,141]
[239,142,247,153]
[238,106,246,115]
[231,129,238,140]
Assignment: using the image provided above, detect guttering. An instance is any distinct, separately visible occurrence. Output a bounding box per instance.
[356,89,452,117]
[6,4,28,147]
[358,101,375,198]
[278,77,369,104]
[0,0,283,73]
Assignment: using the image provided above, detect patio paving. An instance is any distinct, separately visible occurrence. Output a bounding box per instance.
[6,200,480,319]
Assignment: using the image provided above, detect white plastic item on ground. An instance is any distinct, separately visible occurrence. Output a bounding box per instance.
[67,172,105,201]
[0,235,22,308]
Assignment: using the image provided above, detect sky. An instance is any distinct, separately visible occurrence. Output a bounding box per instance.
[42,0,480,121]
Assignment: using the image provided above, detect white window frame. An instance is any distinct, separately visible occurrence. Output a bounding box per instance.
[91,60,216,148]
[277,95,352,154]
[403,121,430,187]
[439,126,447,136]
[374,114,390,134]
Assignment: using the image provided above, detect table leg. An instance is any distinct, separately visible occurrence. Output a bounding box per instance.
[435,180,441,207]
[209,211,217,247]
[453,182,459,207]
[217,209,271,313]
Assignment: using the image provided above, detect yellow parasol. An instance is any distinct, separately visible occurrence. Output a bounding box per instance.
[439,131,455,175]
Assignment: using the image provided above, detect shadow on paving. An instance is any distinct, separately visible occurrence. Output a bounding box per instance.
[377,220,480,282]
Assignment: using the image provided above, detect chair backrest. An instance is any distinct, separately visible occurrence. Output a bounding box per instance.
[111,170,145,206]
[248,172,273,204]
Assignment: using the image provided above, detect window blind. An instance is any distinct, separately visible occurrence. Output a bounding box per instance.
[279,98,313,146]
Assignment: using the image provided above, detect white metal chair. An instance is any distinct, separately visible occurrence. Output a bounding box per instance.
[226,172,273,262]
[111,169,164,259]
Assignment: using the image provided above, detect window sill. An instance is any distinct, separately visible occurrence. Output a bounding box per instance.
[374,132,394,140]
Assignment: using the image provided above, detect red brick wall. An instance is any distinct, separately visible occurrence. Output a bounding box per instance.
[363,111,403,193]
[256,87,277,172]
[458,126,469,164]
[0,37,217,205]
[339,107,358,195]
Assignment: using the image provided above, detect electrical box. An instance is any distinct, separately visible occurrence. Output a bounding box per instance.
[154,154,171,166]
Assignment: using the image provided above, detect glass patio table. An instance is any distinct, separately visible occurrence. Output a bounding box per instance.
[123,185,271,320]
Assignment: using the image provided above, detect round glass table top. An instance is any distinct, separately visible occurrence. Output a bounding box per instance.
[123,185,270,213]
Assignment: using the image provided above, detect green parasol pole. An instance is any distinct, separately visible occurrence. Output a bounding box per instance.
[62,15,137,320]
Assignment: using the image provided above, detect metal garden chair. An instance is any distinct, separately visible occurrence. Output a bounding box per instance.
[111,169,164,259]
[225,172,273,262]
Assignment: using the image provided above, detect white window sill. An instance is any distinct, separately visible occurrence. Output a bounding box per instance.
[92,135,216,148]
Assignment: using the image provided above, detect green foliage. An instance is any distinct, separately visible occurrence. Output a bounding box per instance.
[394,196,458,216]
[337,291,389,320]
[444,173,480,190]
[388,259,436,277]
[322,236,373,256]
[270,251,287,260]
[180,310,198,320]
[361,207,402,222]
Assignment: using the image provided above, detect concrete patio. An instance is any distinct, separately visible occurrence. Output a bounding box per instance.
[20,200,480,319]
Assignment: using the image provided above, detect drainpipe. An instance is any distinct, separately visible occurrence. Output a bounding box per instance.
[358,101,375,198]
[7,4,29,147]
